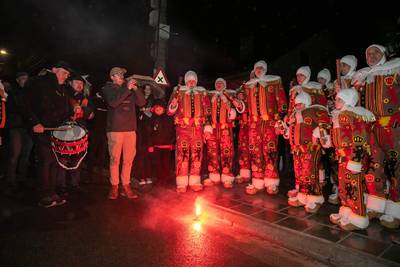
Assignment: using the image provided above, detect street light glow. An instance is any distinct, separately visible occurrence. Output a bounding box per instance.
[0,49,8,55]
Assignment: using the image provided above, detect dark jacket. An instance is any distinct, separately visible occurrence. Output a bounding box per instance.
[5,84,28,129]
[150,98,175,147]
[88,91,107,133]
[23,72,72,140]
[102,82,145,132]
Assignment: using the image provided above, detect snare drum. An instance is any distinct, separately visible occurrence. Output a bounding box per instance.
[51,121,88,170]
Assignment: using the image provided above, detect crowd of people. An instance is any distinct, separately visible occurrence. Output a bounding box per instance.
[0,43,399,232]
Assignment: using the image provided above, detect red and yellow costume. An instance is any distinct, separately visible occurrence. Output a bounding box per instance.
[244,60,287,195]
[236,83,251,182]
[285,66,328,196]
[354,44,400,228]
[328,88,375,230]
[204,78,245,188]
[167,71,211,192]
[327,55,358,205]
[282,92,329,213]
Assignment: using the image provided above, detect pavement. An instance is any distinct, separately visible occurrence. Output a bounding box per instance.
[188,181,400,267]
[1,168,399,267]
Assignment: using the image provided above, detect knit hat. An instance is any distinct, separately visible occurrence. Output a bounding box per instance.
[317,68,331,84]
[336,88,359,107]
[366,44,387,66]
[296,66,311,85]
[53,61,72,72]
[69,72,85,83]
[184,70,198,84]
[294,91,312,108]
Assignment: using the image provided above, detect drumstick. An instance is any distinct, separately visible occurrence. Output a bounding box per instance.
[44,127,72,131]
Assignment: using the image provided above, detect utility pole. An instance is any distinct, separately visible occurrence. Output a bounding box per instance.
[149,0,169,73]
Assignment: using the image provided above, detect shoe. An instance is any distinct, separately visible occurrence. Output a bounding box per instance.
[266,186,279,195]
[52,194,67,206]
[139,179,146,186]
[235,175,244,184]
[246,184,261,195]
[121,185,138,199]
[287,189,298,198]
[223,181,233,189]
[190,184,203,192]
[203,178,214,187]
[329,213,341,225]
[380,215,400,229]
[108,185,119,200]
[38,196,57,208]
[176,186,187,193]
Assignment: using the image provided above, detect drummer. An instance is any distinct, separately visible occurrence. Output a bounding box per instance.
[24,61,79,208]
[56,73,94,195]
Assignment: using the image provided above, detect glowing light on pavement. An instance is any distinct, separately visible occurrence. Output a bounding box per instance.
[192,197,203,232]
[193,221,202,232]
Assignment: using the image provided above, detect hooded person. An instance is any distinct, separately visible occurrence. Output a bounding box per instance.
[287,66,328,120]
[244,60,287,195]
[279,91,330,213]
[243,60,288,195]
[318,68,335,111]
[352,44,400,229]
[235,72,254,184]
[167,70,211,193]
[317,68,333,89]
[325,88,375,230]
[335,55,358,91]
[203,78,245,188]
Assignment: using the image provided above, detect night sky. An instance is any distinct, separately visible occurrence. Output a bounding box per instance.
[1,0,399,89]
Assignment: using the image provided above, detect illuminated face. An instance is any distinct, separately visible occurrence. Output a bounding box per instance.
[144,85,151,98]
[366,47,384,66]
[254,66,265,78]
[16,75,29,87]
[215,80,225,91]
[71,80,84,93]
[52,67,70,85]
[296,73,306,85]
[294,102,305,110]
[340,62,351,76]
[317,77,327,86]
[111,72,125,86]
[335,97,345,110]
[186,79,197,88]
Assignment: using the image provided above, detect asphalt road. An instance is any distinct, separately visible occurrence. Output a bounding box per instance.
[0,184,270,267]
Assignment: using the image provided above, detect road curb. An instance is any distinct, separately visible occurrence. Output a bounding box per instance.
[203,200,399,267]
